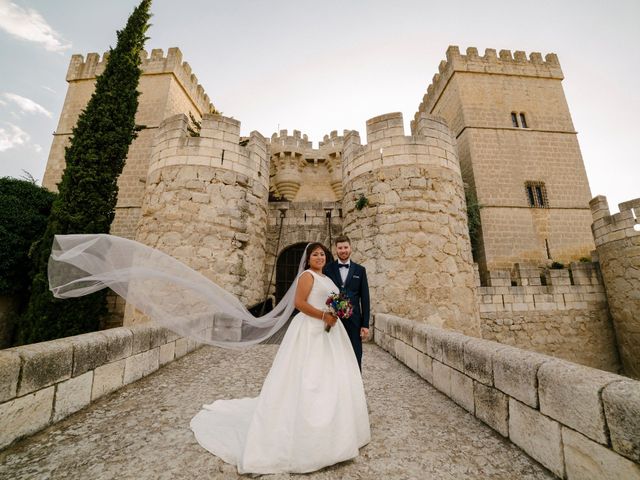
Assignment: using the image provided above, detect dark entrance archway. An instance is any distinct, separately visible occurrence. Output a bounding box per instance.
[275,243,307,303]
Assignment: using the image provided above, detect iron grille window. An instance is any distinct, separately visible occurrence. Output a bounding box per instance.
[525,181,548,208]
[511,112,519,127]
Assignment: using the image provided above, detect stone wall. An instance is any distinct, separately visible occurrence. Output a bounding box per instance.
[263,201,342,299]
[42,48,215,240]
[591,196,640,379]
[342,112,480,336]
[134,113,269,310]
[376,314,640,480]
[0,322,206,450]
[476,263,620,372]
[415,46,594,271]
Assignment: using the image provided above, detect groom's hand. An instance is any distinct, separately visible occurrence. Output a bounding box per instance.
[360,327,369,340]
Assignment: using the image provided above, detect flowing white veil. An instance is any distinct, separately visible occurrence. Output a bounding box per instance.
[48,234,310,348]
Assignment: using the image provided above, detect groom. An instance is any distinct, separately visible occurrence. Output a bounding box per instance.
[324,235,370,370]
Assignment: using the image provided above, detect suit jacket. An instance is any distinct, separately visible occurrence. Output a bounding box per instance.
[324,260,370,330]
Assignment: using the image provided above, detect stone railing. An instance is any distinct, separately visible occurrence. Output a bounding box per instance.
[0,323,202,450]
[375,314,640,479]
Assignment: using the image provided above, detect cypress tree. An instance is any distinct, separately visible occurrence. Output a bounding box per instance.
[17,0,152,344]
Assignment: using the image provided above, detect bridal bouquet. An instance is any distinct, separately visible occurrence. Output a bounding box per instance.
[324,292,353,332]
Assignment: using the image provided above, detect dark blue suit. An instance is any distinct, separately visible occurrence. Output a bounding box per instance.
[324,260,370,369]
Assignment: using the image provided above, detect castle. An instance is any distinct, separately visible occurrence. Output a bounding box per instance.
[42,46,640,379]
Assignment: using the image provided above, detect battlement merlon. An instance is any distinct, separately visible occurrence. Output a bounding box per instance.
[66,47,215,115]
[416,46,564,119]
[590,195,640,245]
[268,129,313,156]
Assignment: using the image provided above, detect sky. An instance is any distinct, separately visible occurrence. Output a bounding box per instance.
[0,0,638,213]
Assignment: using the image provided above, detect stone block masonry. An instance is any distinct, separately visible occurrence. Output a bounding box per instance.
[475,262,620,372]
[42,48,216,241]
[414,46,594,271]
[590,196,640,379]
[376,313,640,479]
[342,112,480,336]
[0,323,204,450]
[134,113,269,309]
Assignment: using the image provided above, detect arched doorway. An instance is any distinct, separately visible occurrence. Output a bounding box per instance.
[275,243,307,303]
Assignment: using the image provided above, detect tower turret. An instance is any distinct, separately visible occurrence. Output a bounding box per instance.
[269,130,310,200]
[590,196,640,379]
[135,113,269,311]
[342,112,480,336]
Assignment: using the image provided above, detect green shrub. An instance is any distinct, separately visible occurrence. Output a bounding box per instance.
[0,177,56,296]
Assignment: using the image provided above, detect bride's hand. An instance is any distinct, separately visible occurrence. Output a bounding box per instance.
[324,313,337,328]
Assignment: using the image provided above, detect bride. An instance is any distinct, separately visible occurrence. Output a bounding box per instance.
[191,242,370,473]
[48,236,370,474]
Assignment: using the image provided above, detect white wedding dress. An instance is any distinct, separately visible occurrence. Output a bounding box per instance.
[190,270,371,474]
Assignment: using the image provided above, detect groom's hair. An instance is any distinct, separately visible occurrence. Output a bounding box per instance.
[334,235,351,246]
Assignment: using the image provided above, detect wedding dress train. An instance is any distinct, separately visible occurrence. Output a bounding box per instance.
[190,270,371,474]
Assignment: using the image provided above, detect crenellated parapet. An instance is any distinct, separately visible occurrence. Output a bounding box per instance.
[590,196,640,246]
[268,129,312,200]
[319,130,348,198]
[66,47,215,115]
[343,112,460,182]
[413,45,563,124]
[267,129,347,201]
[475,261,619,373]
[590,196,640,379]
[149,113,269,187]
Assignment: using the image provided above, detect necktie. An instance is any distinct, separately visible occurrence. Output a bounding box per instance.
[339,264,349,268]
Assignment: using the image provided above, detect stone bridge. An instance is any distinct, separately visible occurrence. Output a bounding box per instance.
[1,316,639,479]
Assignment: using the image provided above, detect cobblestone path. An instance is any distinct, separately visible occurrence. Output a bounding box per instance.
[0,344,554,479]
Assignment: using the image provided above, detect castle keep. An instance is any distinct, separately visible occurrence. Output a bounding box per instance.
[41,46,639,379]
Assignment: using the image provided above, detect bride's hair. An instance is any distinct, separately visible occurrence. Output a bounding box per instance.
[304,242,329,269]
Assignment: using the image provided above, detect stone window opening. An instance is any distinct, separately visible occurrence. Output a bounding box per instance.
[525,181,548,208]
[510,112,529,128]
[519,113,528,128]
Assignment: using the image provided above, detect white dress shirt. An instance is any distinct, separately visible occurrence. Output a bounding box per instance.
[338,261,350,285]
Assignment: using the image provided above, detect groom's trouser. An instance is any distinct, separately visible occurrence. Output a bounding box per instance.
[342,321,363,371]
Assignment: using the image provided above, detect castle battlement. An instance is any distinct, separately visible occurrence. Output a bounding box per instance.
[476,261,607,314]
[149,113,268,186]
[269,129,313,156]
[590,195,640,247]
[342,112,460,182]
[319,130,349,148]
[66,47,215,115]
[414,45,564,123]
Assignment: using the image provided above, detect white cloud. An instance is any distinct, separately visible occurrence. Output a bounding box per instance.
[2,93,52,117]
[33,143,42,153]
[0,123,30,152]
[41,85,57,94]
[0,0,71,53]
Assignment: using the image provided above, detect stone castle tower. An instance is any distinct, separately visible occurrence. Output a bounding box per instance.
[342,112,480,335]
[42,48,216,239]
[416,46,595,273]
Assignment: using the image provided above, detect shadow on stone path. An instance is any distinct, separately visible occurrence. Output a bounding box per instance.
[0,344,554,479]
